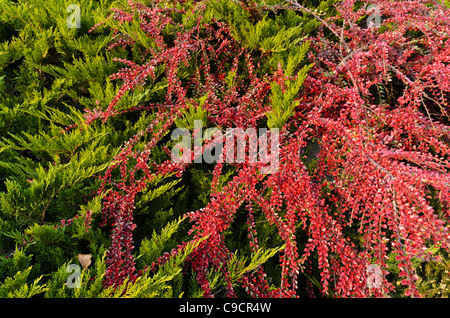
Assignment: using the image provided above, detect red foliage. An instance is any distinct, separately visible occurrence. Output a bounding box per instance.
[291,0,450,297]
[87,0,450,297]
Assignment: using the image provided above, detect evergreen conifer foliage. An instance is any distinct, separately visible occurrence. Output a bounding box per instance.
[0,0,200,297]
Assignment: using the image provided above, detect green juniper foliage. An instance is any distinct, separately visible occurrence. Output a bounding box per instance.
[0,0,188,296]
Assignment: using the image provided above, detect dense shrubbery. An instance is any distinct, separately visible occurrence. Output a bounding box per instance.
[0,0,449,298]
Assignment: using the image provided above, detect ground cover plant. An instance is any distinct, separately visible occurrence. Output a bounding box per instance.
[0,0,449,298]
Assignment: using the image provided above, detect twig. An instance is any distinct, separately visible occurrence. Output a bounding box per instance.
[287,0,350,53]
